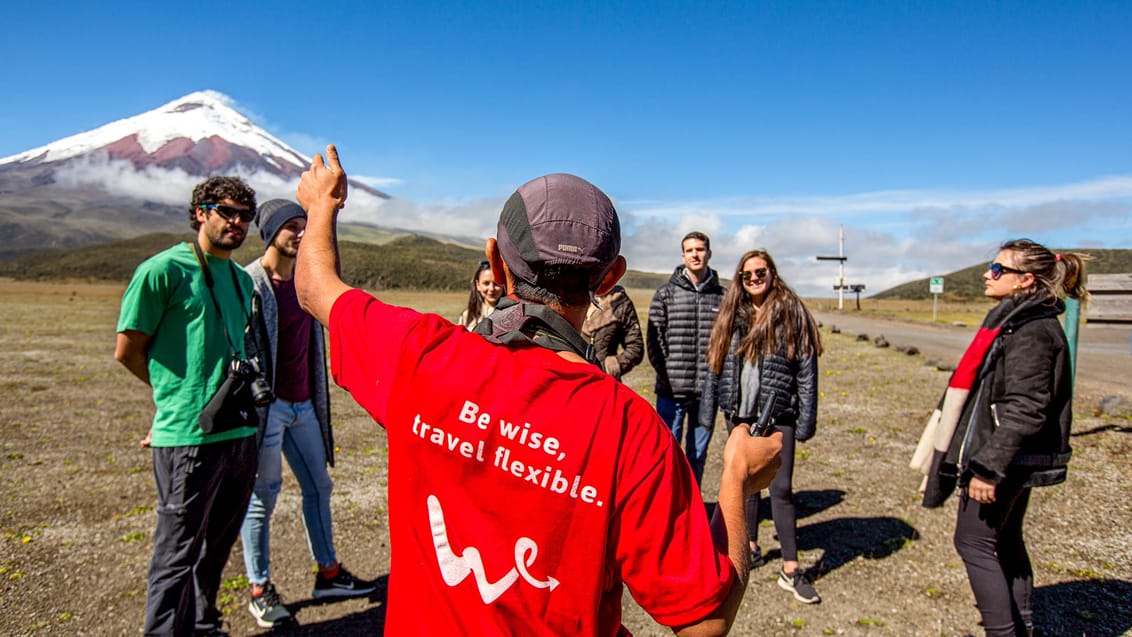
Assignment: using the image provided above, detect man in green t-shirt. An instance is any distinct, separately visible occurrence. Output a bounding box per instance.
[115,176,261,637]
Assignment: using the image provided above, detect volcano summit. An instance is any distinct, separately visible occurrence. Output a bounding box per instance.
[0,90,389,258]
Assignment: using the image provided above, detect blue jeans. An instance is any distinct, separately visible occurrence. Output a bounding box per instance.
[656,394,711,485]
[240,398,336,585]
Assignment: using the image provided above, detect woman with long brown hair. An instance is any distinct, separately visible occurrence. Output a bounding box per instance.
[701,249,823,603]
[913,239,1087,636]
[456,260,504,329]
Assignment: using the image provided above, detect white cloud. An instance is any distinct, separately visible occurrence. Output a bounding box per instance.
[54,155,200,205]
[49,154,1132,298]
[613,175,1132,297]
[622,174,1132,218]
[339,194,502,240]
[351,174,404,189]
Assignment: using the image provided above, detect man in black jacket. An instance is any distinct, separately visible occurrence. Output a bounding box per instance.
[646,231,724,484]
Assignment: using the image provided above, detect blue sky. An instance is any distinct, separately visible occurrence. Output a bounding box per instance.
[3,1,1130,296]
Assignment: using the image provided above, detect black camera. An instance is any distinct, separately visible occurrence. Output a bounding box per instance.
[230,358,274,406]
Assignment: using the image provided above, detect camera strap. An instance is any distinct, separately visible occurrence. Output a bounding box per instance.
[190,240,253,360]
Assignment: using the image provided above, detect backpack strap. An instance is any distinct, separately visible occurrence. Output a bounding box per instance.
[472,298,598,365]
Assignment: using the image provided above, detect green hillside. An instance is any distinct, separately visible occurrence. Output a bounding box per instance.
[873,248,1132,300]
[0,232,670,292]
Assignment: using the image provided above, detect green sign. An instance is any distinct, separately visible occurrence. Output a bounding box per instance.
[929,277,944,294]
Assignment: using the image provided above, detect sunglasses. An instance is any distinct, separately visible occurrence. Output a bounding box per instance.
[740,268,769,282]
[200,203,255,223]
[988,262,1025,280]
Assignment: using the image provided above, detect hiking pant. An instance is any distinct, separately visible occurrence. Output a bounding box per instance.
[954,480,1034,637]
[144,436,258,636]
[727,421,799,562]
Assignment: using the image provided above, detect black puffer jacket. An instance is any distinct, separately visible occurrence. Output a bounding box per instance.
[581,286,643,380]
[699,324,818,441]
[950,296,1073,487]
[646,266,724,399]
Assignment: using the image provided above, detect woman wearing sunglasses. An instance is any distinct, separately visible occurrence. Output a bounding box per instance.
[457,260,505,329]
[700,249,823,603]
[914,239,1088,636]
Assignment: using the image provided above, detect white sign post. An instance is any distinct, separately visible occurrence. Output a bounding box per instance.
[929,277,944,321]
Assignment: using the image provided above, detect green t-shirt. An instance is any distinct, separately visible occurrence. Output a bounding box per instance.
[117,243,257,446]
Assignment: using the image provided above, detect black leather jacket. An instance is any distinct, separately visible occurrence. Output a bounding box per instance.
[949,296,1073,487]
[700,324,818,441]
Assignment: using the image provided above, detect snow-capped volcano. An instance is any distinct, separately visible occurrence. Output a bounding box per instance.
[0,90,356,184]
[0,90,396,257]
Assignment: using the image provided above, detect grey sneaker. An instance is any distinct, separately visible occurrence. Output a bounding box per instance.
[248,582,292,628]
[778,569,821,604]
[312,564,376,599]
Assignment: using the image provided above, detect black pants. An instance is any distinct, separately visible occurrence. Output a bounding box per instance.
[144,436,258,636]
[727,421,798,562]
[954,480,1033,637]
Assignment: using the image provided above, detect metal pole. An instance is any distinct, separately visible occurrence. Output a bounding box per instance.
[932,293,938,322]
[1063,298,1080,380]
[838,226,845,310]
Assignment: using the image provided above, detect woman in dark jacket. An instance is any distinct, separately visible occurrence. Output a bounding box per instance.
[917,239,1087,637]
[581,285,643,380]
[701,249,822,604]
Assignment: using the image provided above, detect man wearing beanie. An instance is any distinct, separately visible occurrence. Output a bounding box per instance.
[239,199,374,628]
[293,146,783,635]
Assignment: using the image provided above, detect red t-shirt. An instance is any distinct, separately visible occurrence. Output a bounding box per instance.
[329,289,734,635]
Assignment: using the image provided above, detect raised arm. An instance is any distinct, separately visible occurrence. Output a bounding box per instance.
[295,145,353,327]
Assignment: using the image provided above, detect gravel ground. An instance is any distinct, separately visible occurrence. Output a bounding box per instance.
[0,281,1129,636]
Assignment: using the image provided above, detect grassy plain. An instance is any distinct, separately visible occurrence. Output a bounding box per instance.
[0,280,1129,636]
[806,298,993,326]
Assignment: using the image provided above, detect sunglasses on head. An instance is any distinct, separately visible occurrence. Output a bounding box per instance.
[200,203,255,223]
[740,268,769,282]
[988,262,1025,280]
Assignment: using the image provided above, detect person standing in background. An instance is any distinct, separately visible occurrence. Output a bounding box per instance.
[115,177,260,636]
[701,249,823,604]
[457,260,504,329]
[647,231,724,484]
[914,239,1087,636]
[581,284,643,381]
[240,199,374,628]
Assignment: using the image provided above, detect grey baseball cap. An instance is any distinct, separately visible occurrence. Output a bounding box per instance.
[496,173,621,289]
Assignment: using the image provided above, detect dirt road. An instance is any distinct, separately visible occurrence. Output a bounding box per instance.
[813,310,1132,404]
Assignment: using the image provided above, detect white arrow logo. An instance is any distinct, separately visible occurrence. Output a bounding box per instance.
[428,494,560,604]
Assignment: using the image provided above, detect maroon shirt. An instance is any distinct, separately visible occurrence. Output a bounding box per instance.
[271,276,312,402]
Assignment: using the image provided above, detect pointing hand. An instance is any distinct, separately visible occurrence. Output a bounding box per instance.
[298,144,348,212]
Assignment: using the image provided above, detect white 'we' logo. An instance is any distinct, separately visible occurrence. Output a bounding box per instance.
[428,494,560,604]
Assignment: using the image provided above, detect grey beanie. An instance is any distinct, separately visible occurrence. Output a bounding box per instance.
[255,199,307,248]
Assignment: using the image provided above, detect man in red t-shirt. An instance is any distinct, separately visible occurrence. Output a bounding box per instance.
[293,145,782,636]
